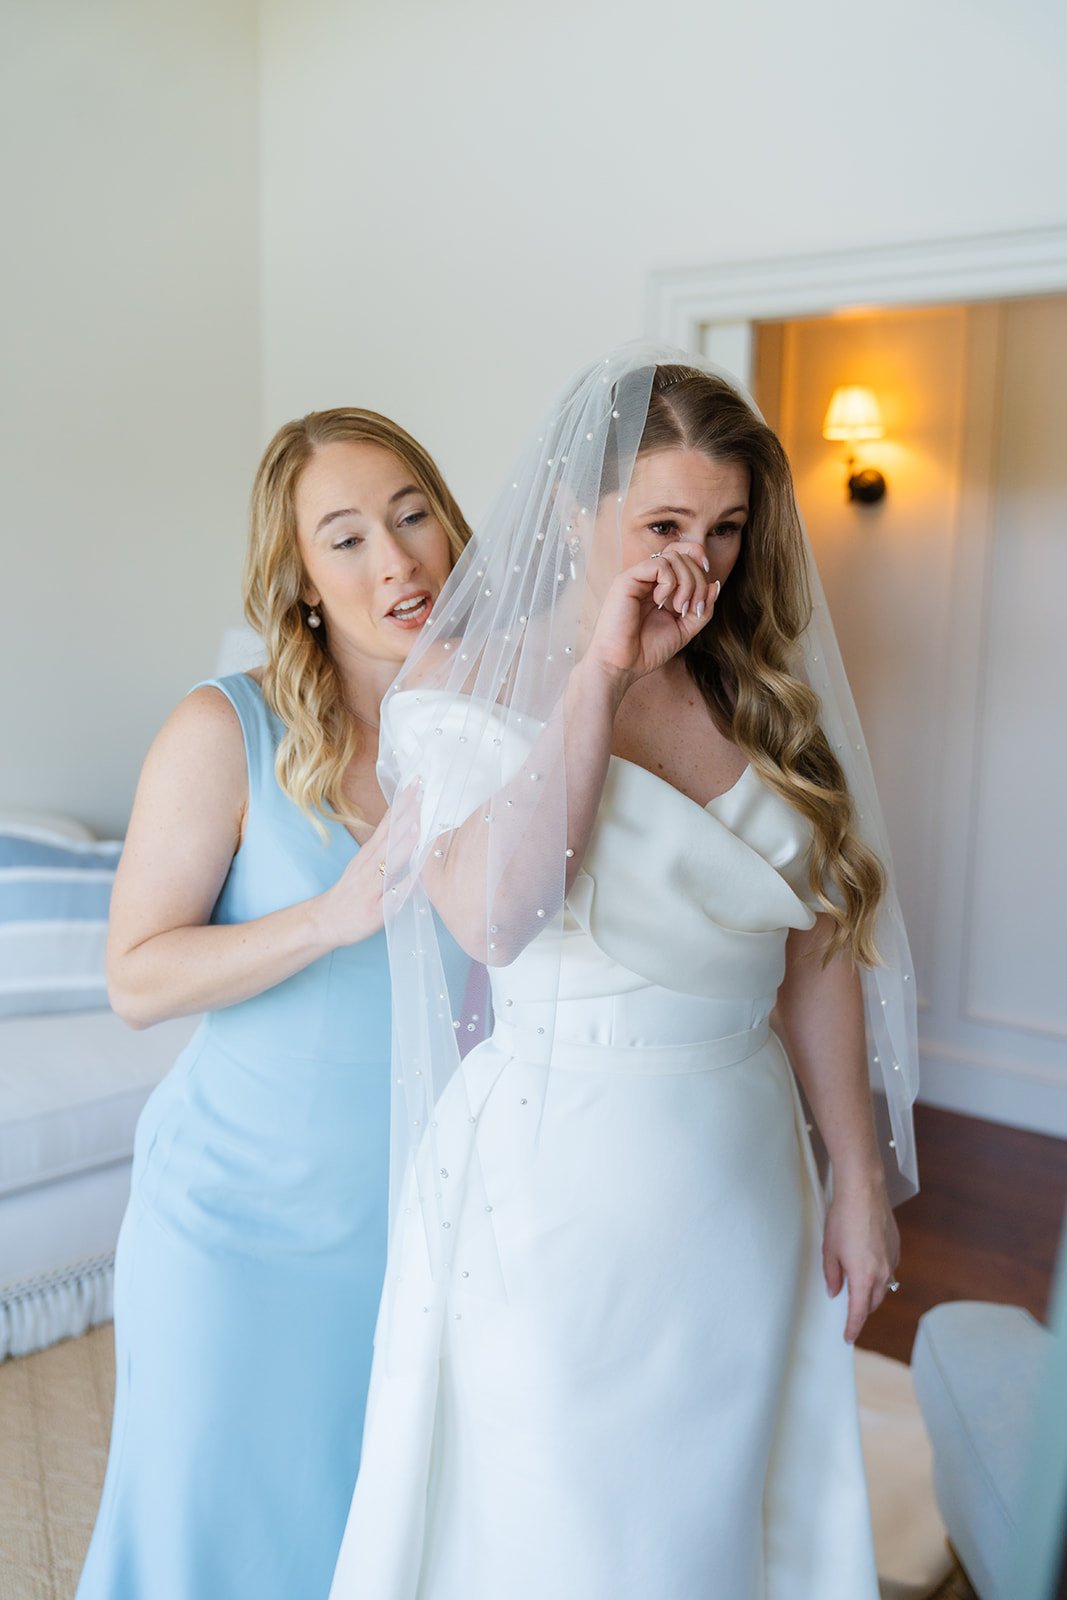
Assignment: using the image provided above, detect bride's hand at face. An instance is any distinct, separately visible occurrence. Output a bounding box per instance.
[585,540,719,689]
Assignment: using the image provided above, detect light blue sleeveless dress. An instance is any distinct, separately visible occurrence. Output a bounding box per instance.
[77,674,440,1600]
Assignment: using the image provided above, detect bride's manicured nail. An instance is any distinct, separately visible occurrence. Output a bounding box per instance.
[713,579,721,599]
[696,601,705,619]
[680,600,689,619]
[702,556,711,574]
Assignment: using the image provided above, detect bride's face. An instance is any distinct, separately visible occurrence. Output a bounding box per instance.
[584,447,748,601]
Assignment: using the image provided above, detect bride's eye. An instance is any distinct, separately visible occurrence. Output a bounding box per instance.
[398,510,428,529]
[334,534,362,550]
[648,520,679,538]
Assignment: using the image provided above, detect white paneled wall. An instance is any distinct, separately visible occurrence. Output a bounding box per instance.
[965,299,1067,1045]
[771,300,1067,1135]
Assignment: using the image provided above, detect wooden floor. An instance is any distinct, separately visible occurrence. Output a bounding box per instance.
[859,1103,1067,1363]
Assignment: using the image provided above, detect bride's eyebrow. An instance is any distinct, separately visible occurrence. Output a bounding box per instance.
[639,503,748,518]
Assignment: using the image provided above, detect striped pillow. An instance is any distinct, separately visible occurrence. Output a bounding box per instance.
[0,834,123,1018]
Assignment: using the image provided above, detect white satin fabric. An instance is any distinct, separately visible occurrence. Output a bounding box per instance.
[331,758,880,1600]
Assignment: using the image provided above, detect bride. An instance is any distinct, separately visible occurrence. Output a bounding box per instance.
[330,345,918,1600]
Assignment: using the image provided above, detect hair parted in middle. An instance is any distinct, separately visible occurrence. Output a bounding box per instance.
[637,365,886,966]
[244,407,472,839]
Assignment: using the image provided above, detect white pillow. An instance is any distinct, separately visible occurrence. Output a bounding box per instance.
[0,811,96,845]
[0,831,122,1017]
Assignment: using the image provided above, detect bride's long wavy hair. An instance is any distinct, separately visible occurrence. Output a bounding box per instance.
[644,366,885,965]
[244,409,472,839]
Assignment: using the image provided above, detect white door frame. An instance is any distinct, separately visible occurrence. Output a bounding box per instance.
[645,223,1067,348]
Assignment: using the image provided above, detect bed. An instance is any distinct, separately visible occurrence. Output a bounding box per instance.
[0,1007,199,1356]
[0,808,199,1357]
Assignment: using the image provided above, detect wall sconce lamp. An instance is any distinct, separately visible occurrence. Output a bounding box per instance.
[822,385,888,503]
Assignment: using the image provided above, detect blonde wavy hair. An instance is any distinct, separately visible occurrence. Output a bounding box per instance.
[644,366,886,966]
[244,409,472,839]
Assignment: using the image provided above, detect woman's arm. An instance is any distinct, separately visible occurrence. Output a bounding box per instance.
[775,913,900,1343]
[422,547,718,963]
[107,687,388,1029]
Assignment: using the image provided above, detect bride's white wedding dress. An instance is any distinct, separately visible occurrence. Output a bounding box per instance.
[331,742,880,1600]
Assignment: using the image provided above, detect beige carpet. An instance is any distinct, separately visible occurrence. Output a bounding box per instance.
[0,1325,114,1600]
[0,1328,977,1600]
[855,1347,958,1599]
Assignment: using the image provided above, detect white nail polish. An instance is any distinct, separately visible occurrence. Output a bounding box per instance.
[696,601,705,618]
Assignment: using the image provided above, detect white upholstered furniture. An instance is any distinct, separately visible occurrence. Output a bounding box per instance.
[0,806,201,1355]
[0,1006,199,1356]
[911,1301,1049,1599]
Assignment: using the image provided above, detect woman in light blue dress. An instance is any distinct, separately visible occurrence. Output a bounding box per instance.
[76,409,470,1600]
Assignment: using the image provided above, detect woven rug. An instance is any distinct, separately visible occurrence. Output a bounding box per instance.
[0,1325,113,1600]
[855,1346,960,1598]
[0,1327,975,1600]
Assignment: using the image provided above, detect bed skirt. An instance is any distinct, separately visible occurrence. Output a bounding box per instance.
[0,1253,114,1359]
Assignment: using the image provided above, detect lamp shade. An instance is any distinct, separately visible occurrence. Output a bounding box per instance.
[822,385,885,441]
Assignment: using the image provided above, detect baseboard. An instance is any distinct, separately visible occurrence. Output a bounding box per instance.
[918,1040,1067,1141]
[0,1253,114,1360]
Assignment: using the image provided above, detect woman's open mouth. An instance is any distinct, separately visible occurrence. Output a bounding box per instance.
[386,592,433,629]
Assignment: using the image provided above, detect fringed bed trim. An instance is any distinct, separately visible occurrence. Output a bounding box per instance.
[0,1253,114,1359]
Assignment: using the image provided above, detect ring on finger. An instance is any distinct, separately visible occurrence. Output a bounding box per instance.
[888,1279,900,1292]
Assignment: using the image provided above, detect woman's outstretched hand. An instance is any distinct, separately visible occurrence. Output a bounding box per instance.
[586,541,719,688]
[822,1174,901,1344]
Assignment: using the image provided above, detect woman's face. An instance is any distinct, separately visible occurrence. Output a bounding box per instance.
[586,447,749,601]
[294,440,454,670]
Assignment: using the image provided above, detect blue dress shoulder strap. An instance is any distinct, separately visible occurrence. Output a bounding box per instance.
[190,673,282,804]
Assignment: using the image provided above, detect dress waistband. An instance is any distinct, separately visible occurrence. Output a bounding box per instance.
[488,1015,772,1076]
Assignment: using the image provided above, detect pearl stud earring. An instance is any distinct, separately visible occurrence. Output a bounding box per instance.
[307,608,321,629]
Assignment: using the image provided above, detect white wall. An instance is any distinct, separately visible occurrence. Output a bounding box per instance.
[966,298,1067,1044]
[929,295,1067,1127]
[256,0,1067,1135]
[5,1,1065,1133]
[259,0,1067,520]
[0,0,261,837]
[9,0,1065,828]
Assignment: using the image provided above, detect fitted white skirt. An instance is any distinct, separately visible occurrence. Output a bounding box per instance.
[331,1019,878,1600]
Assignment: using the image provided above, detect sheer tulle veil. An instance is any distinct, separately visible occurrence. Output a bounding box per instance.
[374,340,918,1368]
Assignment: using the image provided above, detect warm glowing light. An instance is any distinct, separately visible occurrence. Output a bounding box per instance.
[822,385,885,442]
